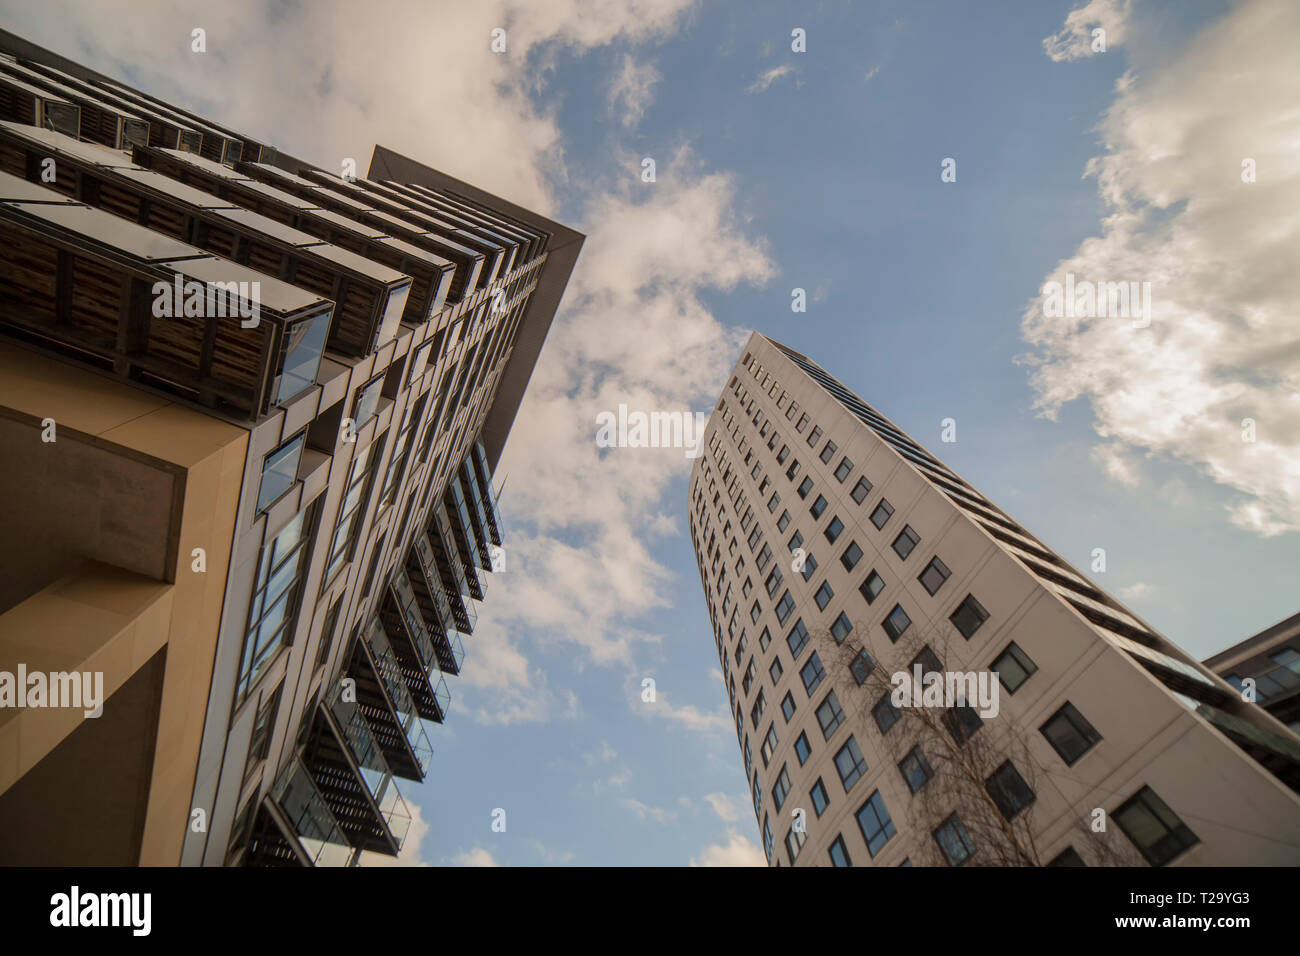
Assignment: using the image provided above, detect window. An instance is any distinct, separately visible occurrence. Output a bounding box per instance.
[919,556,951,595]
[945,703,984,744]
[850,648,874,685]
[750,690,767,727]
[950,594,989,639]
[750,600,762,624]
[237,505,316,704]
[775,590,795,625]
[807,426,823,448]
[1040,702,1102,765]
[830,612,853,644]
[315,598,342,672]
[765,567,784,598]
[351,372,386,428]
[777,510,791,532]
[752,774,763,817]
[891,525,920,560]
[985,761,1036,820]
[742,577,753,598]
[1113,787,1199,866]
[799,552,818,582]
[882,603,912,642]
[816,691,846,740]
[1048,847,1086,867]
[323,437,384,585]
[992,641,1037,693]
[241,683,282,784]
[873,693,900,735]
[824,516,844,543]
[773,765,792,811]
[781,691,797,722]
[840,541,863,571]
[275,312,330,403]
[870,499,895,529]
[748,526,763,552]
[742,658,757,695]
[934,814,976,866]
[859,570,885,604]
[856,791,896,858]
[761,724,779,767]
[851,476,872,504]
[828,836,852,867]
[814,581,834,610]
[834,457,853,483]
[796,413,809,433]
[756,544,773,573]
[767,491,780,513]
[819,439,837,464]
[810,495,828,519]
[786,619,809,658]
[788,530,804,553]
[785,827,807,864]
[758,627,772,652]
[801,652,826,695]
[786,460,800,481]
[257,433,305,511]
[763,816,774,863]
[777,444,790,464]
[795,731,812,765]
[835,736,868,792]
[810,778,830,817]
[899,746,934,793]
[797,476,814,499]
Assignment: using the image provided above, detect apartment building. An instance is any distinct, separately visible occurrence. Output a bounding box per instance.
[687,331,1300,867]
[0,32,582,866]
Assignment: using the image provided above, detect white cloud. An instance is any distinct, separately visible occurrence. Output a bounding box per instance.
[448,845,501,867]
[864,65,881,82]
[1023,0,1300,536]
[526,838,576,864]
[621,797,677,824]
[703,791,743,822]
[746,64,796,94]
[608,54,662,128]
[689,829,766,866]
[1091,442,1141,488]
[1117,581,1152,599]
[1042,0,1131,62]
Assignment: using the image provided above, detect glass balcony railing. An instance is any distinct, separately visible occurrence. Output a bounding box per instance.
[392,570,436,670]
[365,617,434,775]
[432,674,451,718]
[328,683,412,848]
[273,756,353,867]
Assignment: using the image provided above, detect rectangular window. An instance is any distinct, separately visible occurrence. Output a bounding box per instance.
[767,491,781,513]
[859,570,885,604]
[769,655,784,685]
[777,444,790,465]
[834,457,853,483]
[891,525,920,560]
[934,813,976,866]
[750,690,767,728]
[797,476,814,499]
[873,693,900,735]
[323,437,384,585]
[841,541,863,571]
[1040,702,1102,765]
[1113,786,1199,866]
[257,433,305,512]
[835,736,868,792]
[945,703,984,744]
[801,652,826,695]
[781,691,796,722]
[810,495,828,519]
[992,641,1037,693]
[775,590,795,625]
[786,619,809,658]
[773,765,792,811]
[824,516,844,543]
[758,627,772,652]
[830,612,853,644]
[950,594,989,639]
[765,567,784,599]
[788,530,803,553]
[828,835,852,867]
[919,555,951,595]
[351,372,386,428]
[810,778,830,817]
[756,544,773,573]
[856,791,896,858]
[850,648,874,685]
[807,426,823,447]
[786,460,800,481]
[777,510,791,532]
[882,603,912,642]
[816,691,845,740]
[870,499,894,529]
[985,761,1036,820]
[794,731,812,765]
[851,476,872,504]
[814,581,834,610]
[796,413,809,433]
[761,723,779,767]
[899,745,933,793]
[819,440,837,464]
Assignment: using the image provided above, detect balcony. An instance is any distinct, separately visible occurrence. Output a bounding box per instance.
[270,755,353,867]
[446,477,488,600]
[0,172,334,420]
[349,617,434,779]
[402,550,466,676]
[297,683,411,855]
[470,441,504,546]
[428,508,477,633]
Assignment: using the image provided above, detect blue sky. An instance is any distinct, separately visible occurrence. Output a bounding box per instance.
[6,0,1296,866]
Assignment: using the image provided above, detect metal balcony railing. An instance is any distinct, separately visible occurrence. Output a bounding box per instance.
[327,683,412,849]
[272,756,353,867]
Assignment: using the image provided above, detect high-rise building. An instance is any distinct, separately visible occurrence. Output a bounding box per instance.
[1205,612,1300,766]
[0,32,582,866]
[688,331,1300,867]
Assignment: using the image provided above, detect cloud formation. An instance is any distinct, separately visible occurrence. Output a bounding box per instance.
[1042,0,1131,62]
[689,829,766,866]
[1024,0,1300,537]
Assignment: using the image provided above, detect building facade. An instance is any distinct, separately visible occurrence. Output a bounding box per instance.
[0,32,582,866]
[688,332,1300,867]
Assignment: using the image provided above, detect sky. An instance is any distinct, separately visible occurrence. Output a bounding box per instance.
[2,0,1296,866]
